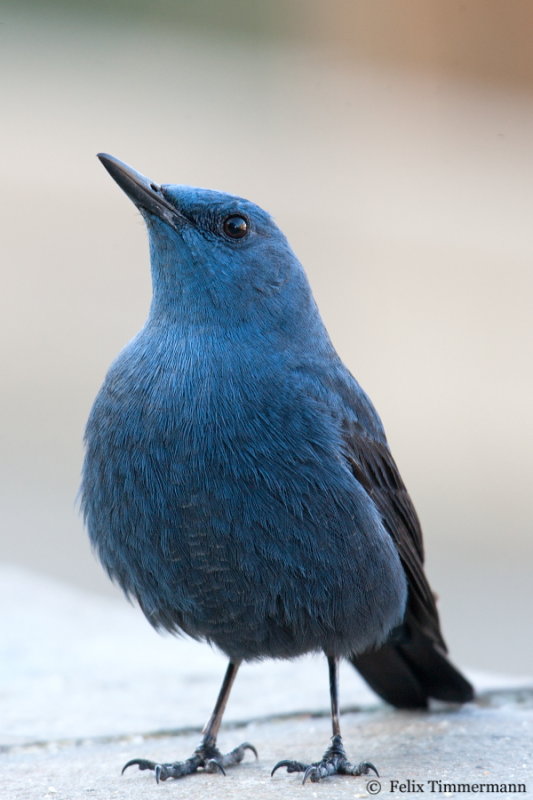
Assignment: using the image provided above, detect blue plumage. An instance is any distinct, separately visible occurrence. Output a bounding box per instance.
[81,155,472,783]
[82,174,406,660]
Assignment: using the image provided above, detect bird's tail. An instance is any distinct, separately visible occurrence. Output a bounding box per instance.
[350,624,474,709]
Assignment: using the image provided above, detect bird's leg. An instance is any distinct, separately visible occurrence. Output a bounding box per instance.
[271,656,378,784]
[122,660,257,782]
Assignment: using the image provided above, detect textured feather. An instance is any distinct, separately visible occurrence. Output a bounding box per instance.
[342,416,473,706]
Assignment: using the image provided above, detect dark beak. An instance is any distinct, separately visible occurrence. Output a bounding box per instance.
[97,153,188,230]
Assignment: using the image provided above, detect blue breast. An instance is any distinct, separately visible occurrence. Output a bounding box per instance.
[81,326,407,660]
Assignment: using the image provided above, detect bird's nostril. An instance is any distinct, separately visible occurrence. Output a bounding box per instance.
[150,183,160,192]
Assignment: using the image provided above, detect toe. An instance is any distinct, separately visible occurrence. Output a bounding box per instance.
[303,765,320,784]
[221,741,259,767]
[205,759,226,775]
[349,760,379,777]
[239,742,259,760]
[121,758,157,775]
[271,759,309,776]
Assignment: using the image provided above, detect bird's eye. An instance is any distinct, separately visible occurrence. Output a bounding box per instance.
[222,215,248,239]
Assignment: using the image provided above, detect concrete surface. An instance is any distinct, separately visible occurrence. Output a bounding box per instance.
[2,566,532,799]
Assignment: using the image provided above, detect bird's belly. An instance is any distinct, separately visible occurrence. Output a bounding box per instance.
[83,363,407,662]
[90,459,407,661]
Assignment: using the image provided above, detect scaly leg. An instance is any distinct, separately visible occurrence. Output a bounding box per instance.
[123,660,257,782]
[271,656,378,784]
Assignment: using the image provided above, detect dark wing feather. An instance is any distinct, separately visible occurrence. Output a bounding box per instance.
[343,417,443,644]
[342,415,473,707]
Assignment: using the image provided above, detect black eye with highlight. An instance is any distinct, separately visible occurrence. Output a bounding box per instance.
[222,214,249,239]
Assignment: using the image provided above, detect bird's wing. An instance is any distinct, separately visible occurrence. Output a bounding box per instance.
[341,392,473,707]
[342,415,445,648]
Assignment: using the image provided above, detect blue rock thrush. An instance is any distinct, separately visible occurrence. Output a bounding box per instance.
[81,154,473,784]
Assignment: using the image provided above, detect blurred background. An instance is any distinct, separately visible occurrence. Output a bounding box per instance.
[2,0,532,677]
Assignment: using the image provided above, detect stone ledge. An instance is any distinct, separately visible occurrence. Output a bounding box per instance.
[3,566,532,798]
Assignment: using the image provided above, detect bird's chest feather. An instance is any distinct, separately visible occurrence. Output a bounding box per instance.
[82,333,406,657]
[85,332,347,536]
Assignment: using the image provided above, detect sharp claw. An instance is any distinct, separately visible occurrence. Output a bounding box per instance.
[205,759,226,775]
[121,758,156,775]
[302,766,316,785]
[271,759,308,776]
[271,760,291,776]
[155,764,162,783]
[241,742,259,760]
[350,760,379,777]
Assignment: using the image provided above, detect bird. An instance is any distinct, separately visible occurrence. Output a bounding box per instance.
[81,154,474,784]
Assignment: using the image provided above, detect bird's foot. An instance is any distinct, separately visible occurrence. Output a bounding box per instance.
[271,734,378,784]
[122,737,257,782]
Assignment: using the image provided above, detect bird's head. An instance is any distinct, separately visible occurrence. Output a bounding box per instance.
[98,154,320,340]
